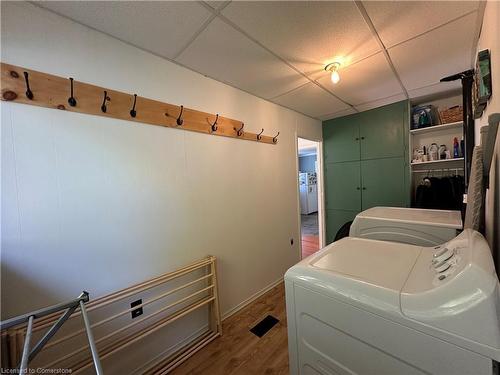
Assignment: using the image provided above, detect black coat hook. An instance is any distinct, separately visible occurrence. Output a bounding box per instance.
[257,128,264,141]
[235,123,244,137]
[130,94,137,118]
[210,114,219,132]
[67,77,76,107]
[272,132,280,144]
[101,91,110,113]
[23,72,33,100]
[176,105,184,126]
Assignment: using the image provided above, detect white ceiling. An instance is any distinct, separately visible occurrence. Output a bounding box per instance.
[35,1,484,120]
[298,138,318,156]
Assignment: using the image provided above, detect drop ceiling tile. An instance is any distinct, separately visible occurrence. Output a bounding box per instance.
[354,93,407,113]
[272,83,349,118]
[318,108,357,121]
[389,12,477,91]
[221,1,380,77]
[205,1,228,10]
[363,1,479,48]
[36,1,213,59]
[316,52,402,105]
[176,18,308,99]
[408,81,462,100]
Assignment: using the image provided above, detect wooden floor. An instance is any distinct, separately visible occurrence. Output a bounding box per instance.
[171,283,288,375]
[301,235,319,258]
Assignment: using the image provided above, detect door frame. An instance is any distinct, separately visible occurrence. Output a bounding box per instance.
[296,136,325,256]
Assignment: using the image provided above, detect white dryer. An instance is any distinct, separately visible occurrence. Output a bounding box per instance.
[349,206,462,246]
[285,229,500,375]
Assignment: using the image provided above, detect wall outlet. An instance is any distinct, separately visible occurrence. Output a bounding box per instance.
[131,299,143,319]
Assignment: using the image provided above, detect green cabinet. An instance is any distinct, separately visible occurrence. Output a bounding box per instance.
[323,116,360,163]
[361,157,407,210]
[325,161,361,211]
[322,100,410,244]
[359,101,407,160]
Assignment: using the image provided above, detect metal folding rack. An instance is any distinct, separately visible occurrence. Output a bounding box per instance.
[0,291,103,374]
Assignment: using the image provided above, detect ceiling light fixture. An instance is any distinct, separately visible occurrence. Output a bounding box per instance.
[325,62,341,84]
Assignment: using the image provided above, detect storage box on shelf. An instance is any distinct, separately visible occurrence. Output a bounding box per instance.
[439,106,463,124]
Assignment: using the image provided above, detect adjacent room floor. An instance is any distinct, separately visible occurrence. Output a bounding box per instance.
[301,213,319,258]
[171,283,288,375]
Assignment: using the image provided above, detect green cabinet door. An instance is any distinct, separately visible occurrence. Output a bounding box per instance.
[325,161,361,211]
[325,209,358,245]
[323,116,360,163]
[359,101,407,160]
[361,157,408,210]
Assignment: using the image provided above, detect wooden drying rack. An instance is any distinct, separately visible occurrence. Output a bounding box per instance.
[0,62,279,144]
[1,256,222,373]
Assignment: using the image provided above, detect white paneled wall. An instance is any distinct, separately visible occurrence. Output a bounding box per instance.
[474,1,500,272]
[475,0,500,142]
[1,0,320,331]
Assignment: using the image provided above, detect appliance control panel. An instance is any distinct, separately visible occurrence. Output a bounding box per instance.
[429,237,468,284]
[403,230,486,293]
[401,229,500,353]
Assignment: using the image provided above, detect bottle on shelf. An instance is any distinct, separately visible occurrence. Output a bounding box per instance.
[453,137,460,158]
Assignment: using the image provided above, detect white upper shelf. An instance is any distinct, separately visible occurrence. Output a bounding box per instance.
[410,121,463,135]
[411,157,464,166]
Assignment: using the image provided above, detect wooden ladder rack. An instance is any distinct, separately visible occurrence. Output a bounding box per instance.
[2,256,222,374]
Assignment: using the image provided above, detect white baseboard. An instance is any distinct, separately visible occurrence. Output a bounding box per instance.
[222,277,283,320]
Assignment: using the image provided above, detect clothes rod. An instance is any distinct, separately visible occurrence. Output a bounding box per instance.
[412,168,464,173]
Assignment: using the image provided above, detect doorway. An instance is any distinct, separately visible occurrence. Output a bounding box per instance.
[297,137,324,258]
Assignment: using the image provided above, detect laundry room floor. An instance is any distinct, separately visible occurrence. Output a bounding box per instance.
[171,283,288,375]
[301,213,319,258]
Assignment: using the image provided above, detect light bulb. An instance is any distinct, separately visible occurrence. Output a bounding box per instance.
[325,62,341,85]
[331,70,340,84]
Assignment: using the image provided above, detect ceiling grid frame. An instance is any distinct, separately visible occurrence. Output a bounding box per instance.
[172,2,231,60]
[198,0,358,112]
[355,1,409,100]
[386,9,478,51]
[30,0,485,120]
[29,0,319,120]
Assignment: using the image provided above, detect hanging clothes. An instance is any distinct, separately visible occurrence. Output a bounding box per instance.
[414,175,464,210]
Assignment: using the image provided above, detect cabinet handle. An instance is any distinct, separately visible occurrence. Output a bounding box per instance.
[356,187,360,190]
[361,136,365,140]
[362,187,367,190]
[355,137,359,141]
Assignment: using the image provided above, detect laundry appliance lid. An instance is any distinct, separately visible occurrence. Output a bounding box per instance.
[356,207,463,229]
[400,229,500,360]
[286,237,421,318]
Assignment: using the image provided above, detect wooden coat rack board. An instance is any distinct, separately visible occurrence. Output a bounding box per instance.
[0,62,279,144]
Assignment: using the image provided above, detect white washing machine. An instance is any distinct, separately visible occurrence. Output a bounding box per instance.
[349,206,462,246]
[285,229,500,375]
